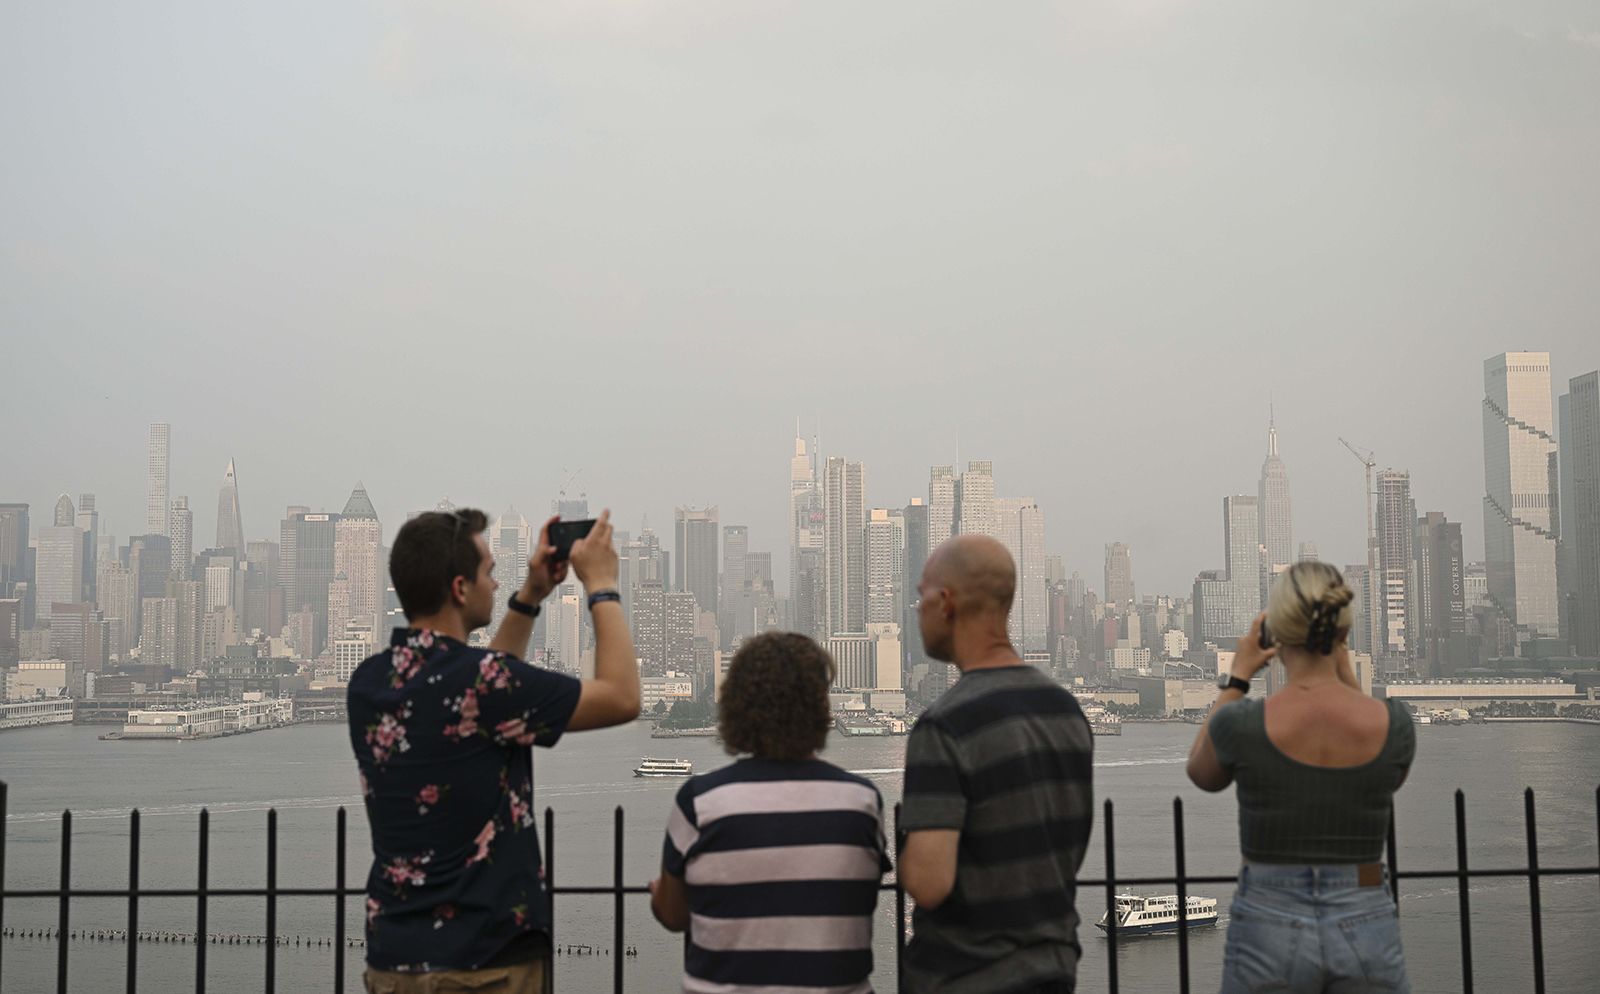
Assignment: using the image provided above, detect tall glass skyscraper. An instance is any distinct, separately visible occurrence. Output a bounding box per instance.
[1482,352,1559,641]
[1224,495,1261,635]
[1562,371,1600,656]
[215,459,244,553]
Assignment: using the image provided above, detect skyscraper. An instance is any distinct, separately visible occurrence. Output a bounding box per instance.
[76,493,98,604]
[1192,569,1233,644]
[126,533,171,635]
[146,423,170,537]
[0,503,28,599]
[1563,371,1600,656]
[215,459,244,553]
[901,498,930,668]
[865,509,905,625]
[333,483,384,642]
[489,506,531,631]
[1414,511,1466,676]
[620,525,668,623]
[1104,542,1135,613]
[717,524,749,643]
[722,525,749,599]
[997,497,1047,651]
[927,466,955,547]
[35,497,83,621]
[1258,412,1293,604]
[674,506,720,619]
[1482,352,1560,640]
[823,457,866,636]
[1224,495,1261,635]
[95,559,136,659]
[955,461,996,537]
[282,508,338,655]
[1374,470,1416,661]
[790,430,818,591]
[664,591,697,672]
[169,497,194,581]
[788,436,826,640]
[139,595,178,668]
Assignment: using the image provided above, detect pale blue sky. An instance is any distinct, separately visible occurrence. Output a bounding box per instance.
[4,1,1598,594]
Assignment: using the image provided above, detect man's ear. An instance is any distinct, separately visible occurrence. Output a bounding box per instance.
[450,575,469,607]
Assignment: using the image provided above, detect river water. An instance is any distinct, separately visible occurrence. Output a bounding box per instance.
[2,719,1597,993]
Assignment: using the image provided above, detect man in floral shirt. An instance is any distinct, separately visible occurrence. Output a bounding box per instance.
[349,508,639,992]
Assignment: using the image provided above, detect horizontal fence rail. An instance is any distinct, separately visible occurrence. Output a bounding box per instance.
[1,782,1598,994]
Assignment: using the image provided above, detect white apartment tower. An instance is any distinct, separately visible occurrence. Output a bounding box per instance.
[169,497,194,581]
[1482,352,1560,640]
[865,509,906,625]
[823,457,866,636]
[928,466,956,547]
[147,423,171,537]
[997,497,1047,652]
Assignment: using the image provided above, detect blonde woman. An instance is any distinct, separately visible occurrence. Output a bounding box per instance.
[1187,562,1416,994]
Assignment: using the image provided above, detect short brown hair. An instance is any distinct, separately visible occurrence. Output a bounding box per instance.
[389,509,489,619]
[719,632,834,761]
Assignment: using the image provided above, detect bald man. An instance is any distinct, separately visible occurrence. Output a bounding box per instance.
[898,536,1094,994]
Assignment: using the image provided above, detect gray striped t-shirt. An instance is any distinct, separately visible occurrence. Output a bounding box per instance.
[899,665,1095,994]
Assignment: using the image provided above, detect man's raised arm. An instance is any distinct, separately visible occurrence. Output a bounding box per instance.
[565,510,641,731]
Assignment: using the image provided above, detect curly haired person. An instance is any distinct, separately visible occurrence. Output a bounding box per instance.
[650,631,892,994]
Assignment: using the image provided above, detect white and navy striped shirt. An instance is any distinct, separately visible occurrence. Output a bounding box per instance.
[662,758,892,994]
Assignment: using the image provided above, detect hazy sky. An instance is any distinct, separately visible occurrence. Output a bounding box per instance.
[4,1,1598,596]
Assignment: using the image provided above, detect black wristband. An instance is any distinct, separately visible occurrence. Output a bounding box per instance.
[507,593,540,619]
[587,590,621,611]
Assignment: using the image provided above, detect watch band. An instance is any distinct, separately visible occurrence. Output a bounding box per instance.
[1218,673,1251,694]
[587,589,622,611]
[507,593,540,619]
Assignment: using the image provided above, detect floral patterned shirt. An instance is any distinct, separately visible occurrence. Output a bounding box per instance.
[347,627,581,972]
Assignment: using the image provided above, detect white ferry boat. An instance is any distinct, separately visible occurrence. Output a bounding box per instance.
[633,757,694,778]
[1081,704,1123,736]
[1095,893,1219,935]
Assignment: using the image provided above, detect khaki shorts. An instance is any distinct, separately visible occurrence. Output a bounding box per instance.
[364,958,546,994]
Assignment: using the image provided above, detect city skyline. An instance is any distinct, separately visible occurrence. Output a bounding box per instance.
[5,374,1598,605]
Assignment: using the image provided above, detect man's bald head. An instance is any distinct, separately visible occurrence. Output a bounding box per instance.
[924,535,1016,618]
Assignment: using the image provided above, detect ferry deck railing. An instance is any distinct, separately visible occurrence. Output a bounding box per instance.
[1,781,1597,994]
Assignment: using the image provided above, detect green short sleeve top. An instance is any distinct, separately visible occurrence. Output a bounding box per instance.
[1209,696,1415,864]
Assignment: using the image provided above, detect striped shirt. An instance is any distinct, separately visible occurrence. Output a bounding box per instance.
[661,758,891,994]
[900,665,1094,994]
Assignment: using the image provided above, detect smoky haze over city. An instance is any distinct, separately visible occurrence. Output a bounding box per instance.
[4,3,1600,994]
[4,1,1599,596]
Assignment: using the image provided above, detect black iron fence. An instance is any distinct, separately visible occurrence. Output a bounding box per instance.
[2,781,1597,994]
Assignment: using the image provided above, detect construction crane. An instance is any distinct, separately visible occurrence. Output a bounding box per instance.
[557,468,586,501]
[1338,437,1380,654]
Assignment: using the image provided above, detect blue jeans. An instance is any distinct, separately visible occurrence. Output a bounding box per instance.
[1219,863,1410,993]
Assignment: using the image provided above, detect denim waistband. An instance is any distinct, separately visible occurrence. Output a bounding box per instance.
[1241,861,1388,892]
